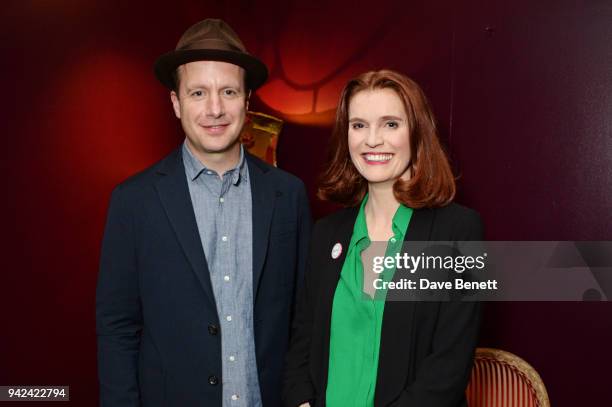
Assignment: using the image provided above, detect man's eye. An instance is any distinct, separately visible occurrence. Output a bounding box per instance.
[191,91,203,97]
[223,89,237,96]
[351,123,365,129]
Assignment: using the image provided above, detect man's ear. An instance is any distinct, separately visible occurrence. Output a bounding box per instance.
[170,91,181,119]
[245,90,252,111]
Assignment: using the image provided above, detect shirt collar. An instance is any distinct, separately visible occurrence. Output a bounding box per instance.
[182,141,247,185]
[351,195,370,248]
[392,202,413,238]
[351,193,413,248]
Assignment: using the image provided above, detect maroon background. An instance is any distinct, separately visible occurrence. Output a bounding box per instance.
[2,0,611,405]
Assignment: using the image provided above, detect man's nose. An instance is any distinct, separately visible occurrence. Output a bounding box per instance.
[205,93,224,118]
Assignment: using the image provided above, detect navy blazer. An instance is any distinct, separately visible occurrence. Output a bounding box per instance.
[96,148,311,407]
[283,203,482,407]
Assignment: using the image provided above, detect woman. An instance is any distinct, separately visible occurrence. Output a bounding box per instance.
[283,70,482,407]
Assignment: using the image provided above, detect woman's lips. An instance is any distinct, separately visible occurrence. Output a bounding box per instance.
[362,153,393,165]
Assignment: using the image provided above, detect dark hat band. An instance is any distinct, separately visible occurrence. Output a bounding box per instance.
[179,38,244,53]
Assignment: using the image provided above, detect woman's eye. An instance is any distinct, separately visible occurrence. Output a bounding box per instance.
[386,121,399,128]
[351,123,365,129]
[224,89,237,96]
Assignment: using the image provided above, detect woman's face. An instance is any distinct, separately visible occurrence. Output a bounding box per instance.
[347,88,412,186]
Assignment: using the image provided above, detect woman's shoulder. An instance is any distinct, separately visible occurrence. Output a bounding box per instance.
[315,206,359,223]
[426,202,483,240]
[313,206,359,231]
[430,202,481,222]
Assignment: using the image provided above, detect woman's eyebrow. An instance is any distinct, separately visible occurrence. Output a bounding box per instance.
[379,115,404,121]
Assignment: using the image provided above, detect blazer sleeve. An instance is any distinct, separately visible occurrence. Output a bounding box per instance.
[390,210,483,407]
[96,184,142,407]
[293,181,313,319]
[283,220,319,407]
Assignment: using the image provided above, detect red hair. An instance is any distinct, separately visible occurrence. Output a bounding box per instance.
[318,69,456,208]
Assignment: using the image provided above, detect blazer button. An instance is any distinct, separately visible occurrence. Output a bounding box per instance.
[208,324,218,335]
[208,375,219,386]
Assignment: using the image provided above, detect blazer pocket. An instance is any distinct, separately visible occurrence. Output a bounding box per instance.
[139,364,166,407]
[270,221,297,238]
[139,336,166,407]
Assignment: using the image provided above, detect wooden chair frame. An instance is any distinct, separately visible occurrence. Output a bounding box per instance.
[467,347,550,407]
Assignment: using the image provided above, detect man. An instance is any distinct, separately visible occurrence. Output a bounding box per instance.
[96,19,311,407]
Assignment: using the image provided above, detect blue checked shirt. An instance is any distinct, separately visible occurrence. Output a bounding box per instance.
[182,142,262,407]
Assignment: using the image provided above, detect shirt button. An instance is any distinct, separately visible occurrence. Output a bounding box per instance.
[229,355,235,362]
[390,237,397,243]
[224,275,230,282]
[208,375,219,385]
[231,394,239,401]
[207,324,218,335]
[219,197,225,203]
[207,171,213,175]
[226,315,232,322]
[222,236,228,242]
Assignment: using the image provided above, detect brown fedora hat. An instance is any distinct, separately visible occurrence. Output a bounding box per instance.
[154,19,268,91]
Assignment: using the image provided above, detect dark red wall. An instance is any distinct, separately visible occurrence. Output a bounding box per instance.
[2,1,611,405]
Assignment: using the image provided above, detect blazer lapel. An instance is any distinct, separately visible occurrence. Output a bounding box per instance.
[247,154,276,300]
[404,207,435,243]
[154,149,216,309]
[323,207,358,284]
[376,207,435,407]
[316,206,358,398]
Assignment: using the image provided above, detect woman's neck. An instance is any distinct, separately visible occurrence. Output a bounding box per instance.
[364,181,399,241]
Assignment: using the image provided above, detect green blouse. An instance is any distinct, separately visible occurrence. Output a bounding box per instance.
[326,195,413,407]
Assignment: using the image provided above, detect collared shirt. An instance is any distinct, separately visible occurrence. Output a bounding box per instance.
[182,142,262,407]
[326,194,413,407]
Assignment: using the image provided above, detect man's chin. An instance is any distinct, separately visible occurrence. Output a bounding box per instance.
[200,139,242,155]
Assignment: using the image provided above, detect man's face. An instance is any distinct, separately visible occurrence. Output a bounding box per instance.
[171,61,247,162]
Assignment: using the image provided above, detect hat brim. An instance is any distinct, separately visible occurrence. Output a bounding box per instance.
[154,49,268,91]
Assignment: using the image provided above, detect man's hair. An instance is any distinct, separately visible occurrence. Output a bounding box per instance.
[171,68,180,92]
[317,69,456,209]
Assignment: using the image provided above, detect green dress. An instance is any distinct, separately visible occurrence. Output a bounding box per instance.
[326,195,413,407]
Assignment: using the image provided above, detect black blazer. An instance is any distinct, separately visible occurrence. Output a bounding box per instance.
[283,203,483,407]
[96,148,311,407]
